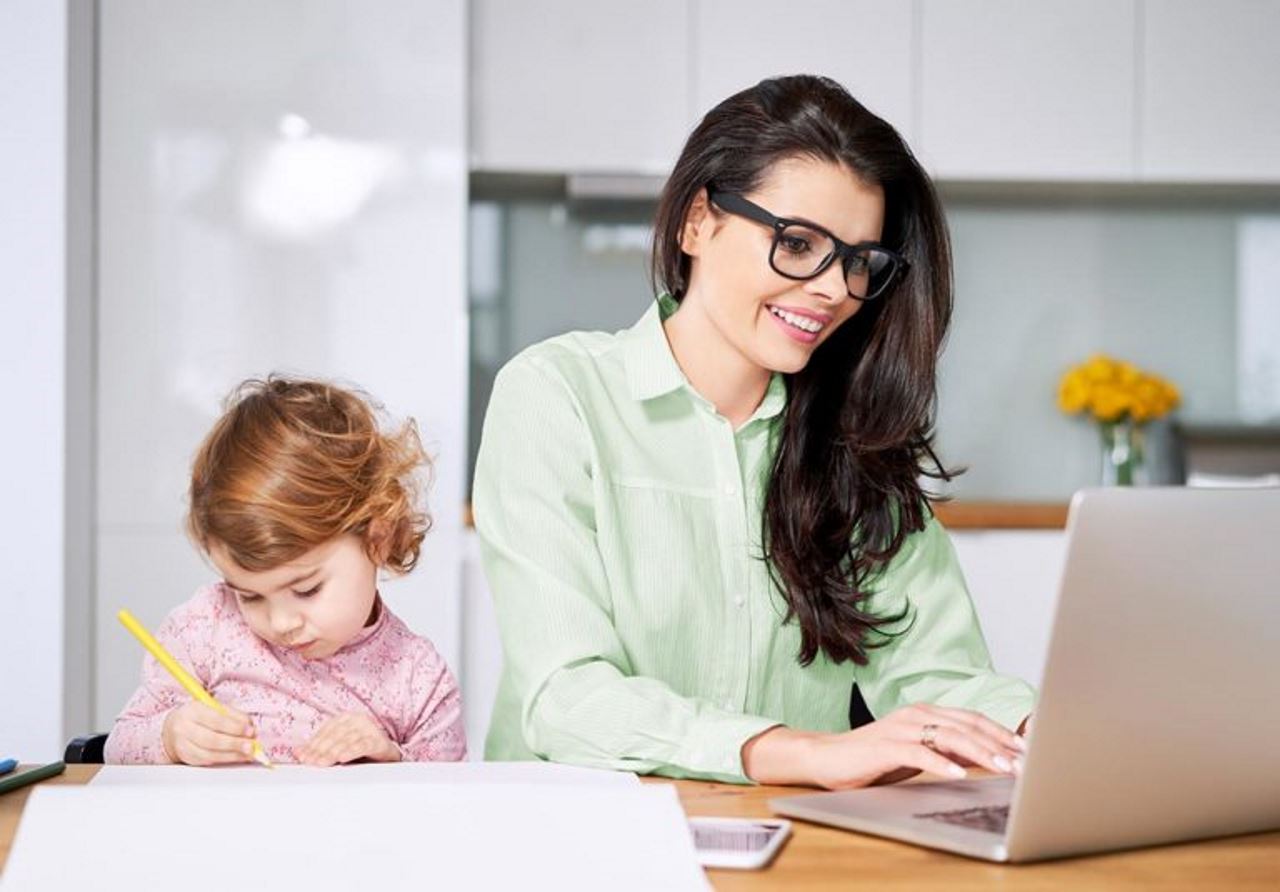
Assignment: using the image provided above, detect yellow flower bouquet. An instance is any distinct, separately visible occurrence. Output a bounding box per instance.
[1058,354,1181,485]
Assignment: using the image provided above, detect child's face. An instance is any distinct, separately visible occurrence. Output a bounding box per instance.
[209,534,380,659]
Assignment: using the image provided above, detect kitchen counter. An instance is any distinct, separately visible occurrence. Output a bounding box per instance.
[932,501,1068,529]
[462,501,1069,530]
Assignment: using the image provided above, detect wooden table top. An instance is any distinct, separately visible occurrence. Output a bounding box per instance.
[670,776,1280,890]
[3,765,1277,889]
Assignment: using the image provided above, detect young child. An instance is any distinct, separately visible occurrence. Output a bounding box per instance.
[105,376,466,766]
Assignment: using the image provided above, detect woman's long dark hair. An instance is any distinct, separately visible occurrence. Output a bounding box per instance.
[651,75,957,667]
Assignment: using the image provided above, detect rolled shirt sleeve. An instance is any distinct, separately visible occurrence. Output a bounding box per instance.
[855,517,1035,734]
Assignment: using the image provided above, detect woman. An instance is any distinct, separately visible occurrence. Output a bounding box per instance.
[473,75,1033,788]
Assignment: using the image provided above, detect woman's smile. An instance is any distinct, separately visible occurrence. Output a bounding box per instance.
[765,303,833,342]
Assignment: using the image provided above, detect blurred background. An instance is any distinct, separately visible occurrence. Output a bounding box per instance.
[4,0,1279,760]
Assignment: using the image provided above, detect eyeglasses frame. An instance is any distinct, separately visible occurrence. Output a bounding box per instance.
[707,190,908,302]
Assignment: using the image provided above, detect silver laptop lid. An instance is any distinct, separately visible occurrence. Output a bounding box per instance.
[1005,487,1280,861]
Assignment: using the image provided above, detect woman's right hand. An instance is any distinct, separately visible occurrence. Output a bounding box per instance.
[742,704,1026,789]
[161,701,258,766]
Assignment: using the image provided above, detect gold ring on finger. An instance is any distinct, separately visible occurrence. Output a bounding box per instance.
[921,723,940,751]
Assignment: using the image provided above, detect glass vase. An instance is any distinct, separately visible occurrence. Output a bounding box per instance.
[1099,417,1147,486]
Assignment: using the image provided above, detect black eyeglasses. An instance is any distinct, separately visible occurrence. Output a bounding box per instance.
[709,191,907,302]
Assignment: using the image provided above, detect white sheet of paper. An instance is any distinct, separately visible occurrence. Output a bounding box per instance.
[1,783,708,891]
[91,760,640,787]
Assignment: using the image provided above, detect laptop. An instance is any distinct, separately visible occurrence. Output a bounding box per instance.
[771,487,1280,862]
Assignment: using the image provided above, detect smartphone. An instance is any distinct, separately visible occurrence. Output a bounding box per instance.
[688,816,792,869]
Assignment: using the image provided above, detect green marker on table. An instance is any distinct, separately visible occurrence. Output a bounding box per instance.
[0,761,66,796]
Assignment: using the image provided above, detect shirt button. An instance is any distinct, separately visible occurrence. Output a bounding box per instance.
[723,700,735,711]
[724,483,737,496]
[734,594,745,608]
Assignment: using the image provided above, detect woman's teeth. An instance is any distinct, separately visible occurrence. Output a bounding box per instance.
[769,306,823,333]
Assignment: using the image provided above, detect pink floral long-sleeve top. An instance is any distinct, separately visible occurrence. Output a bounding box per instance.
[104,584,466,764]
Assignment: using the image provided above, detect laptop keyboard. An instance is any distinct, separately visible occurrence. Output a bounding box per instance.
[913,804,1010,835]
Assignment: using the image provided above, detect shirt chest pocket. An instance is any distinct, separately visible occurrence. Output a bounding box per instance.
[598,478,726,649]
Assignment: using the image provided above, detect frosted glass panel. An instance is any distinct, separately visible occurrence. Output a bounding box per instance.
[1238,216,1280,421]
[468,194,1280,498]
[935,201,1240,498]
[96,0,467,728]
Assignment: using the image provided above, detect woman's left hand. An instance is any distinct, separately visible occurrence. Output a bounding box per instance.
[297,713,401,766]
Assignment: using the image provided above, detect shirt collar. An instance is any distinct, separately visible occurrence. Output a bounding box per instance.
[624,294,788,425]
[751,370,788,424]
[624,294,689,402]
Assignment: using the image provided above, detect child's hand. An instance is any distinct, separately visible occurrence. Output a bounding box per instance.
[162,701,259,766]
[297,713,401,766]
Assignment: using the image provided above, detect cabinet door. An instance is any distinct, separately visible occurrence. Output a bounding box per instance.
[950,531,1066,689]
[692,0,915,143]
[1140,0,1280,182]
[471,0,690,173]
[919,0,1138,180]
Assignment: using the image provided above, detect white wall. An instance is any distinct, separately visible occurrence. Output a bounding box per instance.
[92,0,469,730]
[0,0,91,761]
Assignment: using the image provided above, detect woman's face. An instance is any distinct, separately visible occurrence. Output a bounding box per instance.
[681,155,886,375]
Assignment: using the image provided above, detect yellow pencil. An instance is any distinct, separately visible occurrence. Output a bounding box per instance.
[117,608,273,768]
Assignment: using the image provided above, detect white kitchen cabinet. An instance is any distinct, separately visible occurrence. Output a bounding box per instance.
[692,0,916,143]
[470,0,1280,185]
[1140,0,1280,182]
[918,0,1138,180]
[470,0,690,173]
[949,530,1066,689]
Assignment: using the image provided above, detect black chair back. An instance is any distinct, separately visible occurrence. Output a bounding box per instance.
[64,734,109,764]
[849,685,875,729]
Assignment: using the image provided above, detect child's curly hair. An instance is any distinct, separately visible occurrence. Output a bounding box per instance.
[187,375,431,575]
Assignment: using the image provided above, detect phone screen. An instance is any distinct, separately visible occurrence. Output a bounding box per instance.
[692,822,782,852]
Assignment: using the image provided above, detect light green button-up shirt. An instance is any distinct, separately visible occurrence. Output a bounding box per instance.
[473,296,1035,784]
